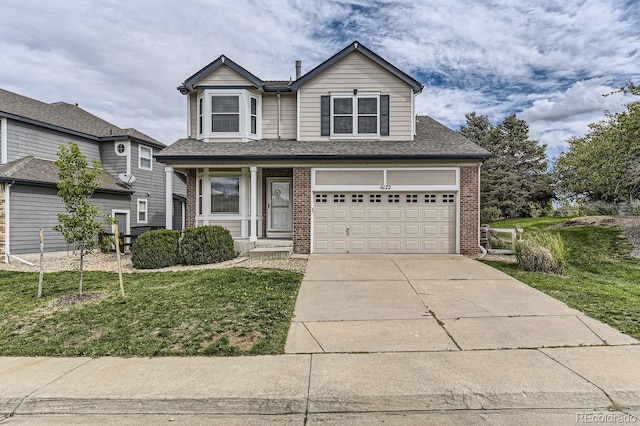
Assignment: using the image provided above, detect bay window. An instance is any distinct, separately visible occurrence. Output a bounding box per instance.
[196,90,261,141]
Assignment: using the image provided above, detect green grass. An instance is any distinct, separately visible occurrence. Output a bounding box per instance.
[0,268,302,357]
[485,218,640,340]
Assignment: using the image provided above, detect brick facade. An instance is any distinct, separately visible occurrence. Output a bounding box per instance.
[261,168,293,237]
[292,167,311,254]
[0,183,5,260]
[459,165,480,256]
[185,169,196,228]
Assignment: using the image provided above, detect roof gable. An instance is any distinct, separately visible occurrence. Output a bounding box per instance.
[180,56,263,92]
[291,41,423,92]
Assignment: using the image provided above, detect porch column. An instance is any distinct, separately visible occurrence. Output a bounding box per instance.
[250,166,258,241]
[165,166,173,230]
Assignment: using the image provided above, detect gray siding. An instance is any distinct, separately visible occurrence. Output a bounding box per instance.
[9,184,130,254]
[129,141,167,228]
[7,120,101,162]
[99,140,129,177]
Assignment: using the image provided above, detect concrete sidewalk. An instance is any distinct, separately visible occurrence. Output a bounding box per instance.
[1,348,640,423]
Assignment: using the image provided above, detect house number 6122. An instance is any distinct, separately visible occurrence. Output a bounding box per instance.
[380,184,391,190]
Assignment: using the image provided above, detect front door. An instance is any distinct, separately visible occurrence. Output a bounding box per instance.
[267,178,293,238]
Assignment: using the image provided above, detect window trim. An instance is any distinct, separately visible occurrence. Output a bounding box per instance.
[330,92,380,139]
[137,199,148,224]
[138,145,153,171]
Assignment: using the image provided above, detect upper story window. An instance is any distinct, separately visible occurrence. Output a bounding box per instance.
[196,90,261,141]
[322,93,389,139]
[212,96,240,132]
[198,97,203,135]
[139,145,152,170]
[333,96,378,135]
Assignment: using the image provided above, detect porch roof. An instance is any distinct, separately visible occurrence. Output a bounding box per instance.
[156,116,491,163]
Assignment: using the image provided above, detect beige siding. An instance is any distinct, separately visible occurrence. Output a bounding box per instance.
[197,65,254,86]
[196,219,242,237]
[299,52,414,141]
[387,169,457,186]
[262,93,297,139]
[189,93,197,138]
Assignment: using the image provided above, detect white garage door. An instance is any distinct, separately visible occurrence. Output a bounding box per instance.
[313,192,456,254]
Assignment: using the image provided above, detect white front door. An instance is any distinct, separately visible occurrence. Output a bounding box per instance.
[267,178,293,237]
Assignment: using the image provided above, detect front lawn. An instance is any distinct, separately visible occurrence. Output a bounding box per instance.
[0,268,302,356]
[484,217,640,340]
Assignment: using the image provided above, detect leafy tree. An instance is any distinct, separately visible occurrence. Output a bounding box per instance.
[460,113,553,218]
[54,142,107,294]
[554,83,640,203]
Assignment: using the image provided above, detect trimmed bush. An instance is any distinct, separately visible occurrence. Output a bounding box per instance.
[131,229,181,269]
[180,225,236,265]
[515,231,566,275]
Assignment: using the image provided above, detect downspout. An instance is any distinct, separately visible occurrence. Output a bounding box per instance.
[277,91,282,140]
[477,162,487,259]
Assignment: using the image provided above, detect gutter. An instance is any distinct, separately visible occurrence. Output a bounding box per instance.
[155,153,493,163]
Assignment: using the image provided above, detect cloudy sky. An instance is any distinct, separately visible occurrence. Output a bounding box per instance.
[1,0,639,161]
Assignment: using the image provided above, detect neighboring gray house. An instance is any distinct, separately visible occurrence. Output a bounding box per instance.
[0,88,186,261]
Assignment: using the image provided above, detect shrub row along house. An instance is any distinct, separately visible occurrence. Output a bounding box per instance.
[156,41,490,255]
[0,89,186,261]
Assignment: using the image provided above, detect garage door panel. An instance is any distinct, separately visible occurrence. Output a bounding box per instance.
[368,224,384,236]
[313,191,457,254]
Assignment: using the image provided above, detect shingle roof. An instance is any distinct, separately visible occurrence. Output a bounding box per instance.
[0,88,164,147]
[156,116,491,162]
[0,156,133,194]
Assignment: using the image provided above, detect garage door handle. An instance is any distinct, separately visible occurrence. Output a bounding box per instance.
[345,228,350,236]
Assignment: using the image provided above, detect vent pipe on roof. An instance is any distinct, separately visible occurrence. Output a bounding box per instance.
[295,60,302,79]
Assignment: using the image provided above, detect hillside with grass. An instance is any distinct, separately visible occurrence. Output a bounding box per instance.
[484,216,640,340]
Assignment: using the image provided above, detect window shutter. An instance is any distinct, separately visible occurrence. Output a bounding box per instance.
[380,95,390,136]
[321,95,330,136]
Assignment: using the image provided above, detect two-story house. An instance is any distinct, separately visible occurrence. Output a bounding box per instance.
[0,88,186,261]
[156,41,490,256]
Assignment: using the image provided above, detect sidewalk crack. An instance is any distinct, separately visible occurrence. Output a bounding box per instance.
[5,357,94,417]
[303,354,313,426]
[302,322,326,352]
[538,349,620,410]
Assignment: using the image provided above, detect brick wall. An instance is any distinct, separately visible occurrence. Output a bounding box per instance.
[0,183,5,260]
[185,169,196,228]
[261,168,293,237]
[459,165,480,256]
[293,167,311,254]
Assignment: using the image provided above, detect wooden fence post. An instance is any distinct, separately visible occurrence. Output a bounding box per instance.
[114,224,125,297]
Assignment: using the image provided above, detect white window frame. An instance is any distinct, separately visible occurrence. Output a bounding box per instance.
[330,92,380,140]
[196,89,261,141]
[138,145,153,171]
[137,199,148,224]
[196,169,243,219]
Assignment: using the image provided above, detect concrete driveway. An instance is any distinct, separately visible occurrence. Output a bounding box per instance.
[286,254,637,353]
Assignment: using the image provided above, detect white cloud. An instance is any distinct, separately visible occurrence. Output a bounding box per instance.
[0,0,638,150]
